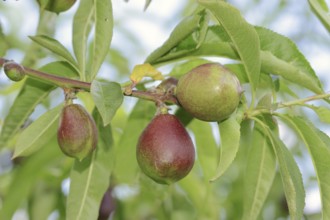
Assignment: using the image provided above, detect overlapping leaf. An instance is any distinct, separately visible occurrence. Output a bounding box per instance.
[308,0,330,33]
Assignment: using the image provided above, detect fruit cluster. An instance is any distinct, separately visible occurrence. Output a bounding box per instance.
[136,63,242,184]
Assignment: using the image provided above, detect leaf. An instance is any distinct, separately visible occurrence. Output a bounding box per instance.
[113,100,155,183]
[66,109,114,220]
[91,80,123,126]
[210,114,241,182]
[308,105,330,123]
[280,115,330,219]
[188,119,218,180]
[145,12,204,64]
[0,138,62,220]
[308,0,330,34]
[257,27,323,94]
[72,0,94,80]
[198,0,261,94]
[89,0,113,80]
[144,0,152,11]
[0,61,78,148]
[13,104,63,158]
[29,35,78,71]
[266,125,305,220]
[130,63,164,84]
[242,124,276,220]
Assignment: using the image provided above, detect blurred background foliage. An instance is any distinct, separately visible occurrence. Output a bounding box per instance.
[0,0,329,219]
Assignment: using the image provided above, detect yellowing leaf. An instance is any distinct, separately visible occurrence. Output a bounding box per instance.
[130,63,164,83]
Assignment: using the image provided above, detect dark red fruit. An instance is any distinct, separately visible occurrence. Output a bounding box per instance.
[136,114,195,184]
[57,104,98,161]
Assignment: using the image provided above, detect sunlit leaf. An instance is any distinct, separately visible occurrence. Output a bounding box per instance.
[307,105,330,123]
[72,0,94,80]
[67,109,114,220]
[210,114,241,182]
[130,63,164,84]
[13,104,62,158]
[91,80,123,126]
[242,124,276,220]
[89,0,113,80]
[267,126,305,220]
[198,0,261,95]
[309,0,330,34]
[29,35,78,71]
[280,115,330,219]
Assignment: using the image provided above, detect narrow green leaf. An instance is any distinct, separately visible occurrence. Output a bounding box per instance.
[267,126,305,220]
[145,12,204,64]
[72,0,94,80]
[90,0,113,80]
[29,35,78,71]
[66,109,114,220]
[113,100,155,183]
[91,80,123,126]
[210,114,241,182]
[0,138,62,220]
[308,0,330,33]
[280,115,330,219]
[13,104,62,158]
[198,0,261,94]
[242,124,276,220]
[0,61,78,148]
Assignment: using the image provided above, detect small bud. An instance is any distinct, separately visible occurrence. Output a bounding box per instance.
[3,61,25,82]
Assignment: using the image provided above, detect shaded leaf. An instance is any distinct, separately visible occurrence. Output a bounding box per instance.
[29,35,78,71]
[91,80,123,126]
[242,124,276,220]
[210,114,241,182]
[198,0,261,94]
[13,104,62,158]
[280,115,330,219]
[308,105,330,123]
[66,109,114,220]
[90,0,113,80]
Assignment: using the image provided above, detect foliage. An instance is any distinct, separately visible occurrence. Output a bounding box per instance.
[0,0,330,219]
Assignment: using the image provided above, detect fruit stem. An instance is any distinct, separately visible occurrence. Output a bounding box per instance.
[0,57,179,105]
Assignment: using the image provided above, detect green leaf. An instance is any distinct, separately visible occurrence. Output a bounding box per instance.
[113,100,155,183]
[145,12,204,64]
[72,0,94,81]
[0,61,78,148]
[0,138,62,220]
[91,80,123,126]
[29,35,79,71]
[280,115,330,219]
[198,0,261,94]
[210,114,241,182]
[308,0,330,33]
[242,124,276,220]
[66,109,114,220]
[266,125,305,220]
[13,104,63,158]
[257,27,323,94]
[89,0,113,80]
[308,105,330,123]
[188,119,218,180]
